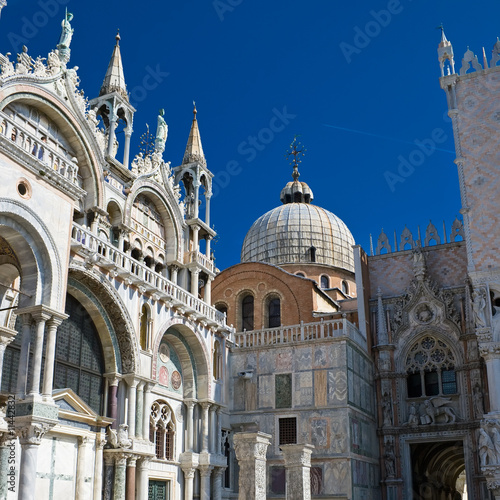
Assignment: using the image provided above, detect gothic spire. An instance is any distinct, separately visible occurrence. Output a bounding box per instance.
[182,103,206,166]
[437,25,455,77]
[100,31,128,101]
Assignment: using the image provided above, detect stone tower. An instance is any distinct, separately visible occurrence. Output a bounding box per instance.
[440,30,500,497]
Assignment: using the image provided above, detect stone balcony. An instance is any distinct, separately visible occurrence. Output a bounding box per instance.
[234,318,365,350]
[185,250,217,275]
[0,110,84,199]
[71,223,230,332]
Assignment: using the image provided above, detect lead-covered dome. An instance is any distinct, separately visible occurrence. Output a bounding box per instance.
[241,203,355,271]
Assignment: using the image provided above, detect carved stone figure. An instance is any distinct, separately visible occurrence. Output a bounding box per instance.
[58,10,74,49]
[155,108,168,153]
[46,50,62,75]
[479,428,496,466]
[1,52,14,77]
[384,439,396,478]
[382,392,393,427]
[16,46,33,74]
[106,423,132,449]
[422,397,456,425]
[472,289,487,328]
[406,402,419,426]
[492,305,500,341]
[412,245,426,278]
[473,384,485,418]
[33,56,46,76]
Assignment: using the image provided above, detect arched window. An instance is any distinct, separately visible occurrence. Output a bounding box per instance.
[295,272,305,278]
[140,304,151,351]
[406,336,457,398]
[268,298,281,328]
[320,275,329,289]
[53,294,106,413]
[213,339,222,380]
[241,295,254,331]
[215,303,228,316]
[150,401,175,460]
[342,280,349,295]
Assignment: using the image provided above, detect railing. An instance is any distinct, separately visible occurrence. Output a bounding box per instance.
[131,219,166,248]
[0,111,82,187]
[234,318,366,349]
[71,223,227,328]
[187,250,216,274]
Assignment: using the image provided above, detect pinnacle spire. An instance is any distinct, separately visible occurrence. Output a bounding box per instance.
[100,30,128,101]
[182,102,206,166]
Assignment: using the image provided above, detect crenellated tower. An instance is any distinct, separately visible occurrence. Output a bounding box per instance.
[440,29,500,497]
[174,105,216,301]
[89,32,135,168]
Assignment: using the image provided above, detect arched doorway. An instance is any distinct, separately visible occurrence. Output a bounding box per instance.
[411,440,467,499]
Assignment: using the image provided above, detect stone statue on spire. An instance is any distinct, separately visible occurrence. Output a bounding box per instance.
[155,109,168,154]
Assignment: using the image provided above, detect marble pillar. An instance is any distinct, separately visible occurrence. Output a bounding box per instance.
[126,378,138,438]
[103,455,115,500]
[76,436,91,500]
[182,468,195,500]
[191,269,200,296]
[137,458,150,500]
[216,407,222,455]
[209,405,217,453]
[93,435,106,500]
[281,444,314,500]
[186,400,195,452]
[28,313,49,395]
[16,313,32,397]
[108,379,119,429]
[201,402,210,453]
[125,456,136,500]
[113,454,127,500]
[18,424,49,500]
[199,466,213,500]
[136,382,144,439]
[233,432,272,500]
[42,316,65,399]
[212,467,224,500]
[143,384,152,442]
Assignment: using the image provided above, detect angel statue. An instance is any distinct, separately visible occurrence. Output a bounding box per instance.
[58,10,74,50]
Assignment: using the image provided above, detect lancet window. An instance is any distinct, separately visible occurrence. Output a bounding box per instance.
[150,401,175,460]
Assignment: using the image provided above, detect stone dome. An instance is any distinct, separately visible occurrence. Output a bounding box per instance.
[240,203,356,272]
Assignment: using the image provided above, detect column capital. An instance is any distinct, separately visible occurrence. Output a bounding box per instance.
[96,433,107,450]
[127,456,137,467]
[138,457,151,470]
[16,304,67,323]
[233,431,272,462]
[280,443,315,467]
[123,374,139,388]
[182,467,196,479]
[104,373,121,386]
[0,325,17,346]
[200,401,212,411]
[78,435,92,446]
[114,453,128,466]
[18,422,51,446]
[199,465,213,478]
[185,399,197,409]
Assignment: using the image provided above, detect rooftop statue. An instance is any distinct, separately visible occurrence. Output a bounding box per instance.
[155,108,168,154]
[58,10,74,50]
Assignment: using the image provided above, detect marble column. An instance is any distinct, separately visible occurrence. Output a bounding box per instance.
[199,465,213,500]
[125,456,136,500]
[18,423,49,500]
[136,458,150,500]
[16,313,32,397]
[28,312,50,396]
[186,400,195,452]
[126,378,138,438]
[42,316,65,399]
[209,405,217,453]
[170,265,179,286]
[136,382,144,439]
[123,129,132,169]
[93,434,106,500]
[108,378,119,429]
[76,436,91,500]
[143,384,152,442]
[216,407,222,456]
[205,193,211,228]
[201,402,211,453]
[233,432,272,500]
[191,269,199,296]
[182,468,195,500]
[107,115,117,158]
[113,454,127,500]
[203,276,212,305]
[103,454,115,500]
[281,444,314,500]
[212,467,224,500]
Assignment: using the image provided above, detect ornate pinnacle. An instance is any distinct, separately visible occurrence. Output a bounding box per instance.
[285,136,306,181]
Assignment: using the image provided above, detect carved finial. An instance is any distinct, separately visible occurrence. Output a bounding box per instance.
[193,101,197,116]
[116,29,121,45]
[286,135,306,181]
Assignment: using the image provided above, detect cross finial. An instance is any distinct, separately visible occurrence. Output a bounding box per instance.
[285,135,306,181]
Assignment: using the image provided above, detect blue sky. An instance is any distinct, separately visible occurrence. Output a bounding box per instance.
[2,1,498,270]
